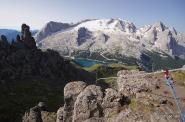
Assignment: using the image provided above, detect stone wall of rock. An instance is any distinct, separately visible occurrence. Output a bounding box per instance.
[117,70,157,96]
[73,85,103,122]
[23,70,181,122]
[63,81,87,122]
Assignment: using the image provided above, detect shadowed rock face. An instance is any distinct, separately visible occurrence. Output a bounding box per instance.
[23,103,57,122]
[0,24,95,122]
[23,106,43,122]
[0,24,95,82]
[21,24,36,49]
[35,21,72,43]
[77,27,92,46]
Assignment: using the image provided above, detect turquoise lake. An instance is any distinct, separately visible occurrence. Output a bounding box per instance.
[74,58,105,67]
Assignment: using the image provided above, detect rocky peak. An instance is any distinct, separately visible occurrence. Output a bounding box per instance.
[44,21,71,33]
[152,21,166,32]
[120,20,136,33]
[35,21,72,42]
[18,23,36,49]
[169,27,177,35]
[112,19,136,33]
[21,24,31,40]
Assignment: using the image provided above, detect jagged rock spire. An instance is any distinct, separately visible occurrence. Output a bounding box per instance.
[21,23,36,49]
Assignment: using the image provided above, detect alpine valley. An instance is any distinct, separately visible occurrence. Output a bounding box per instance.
[35,19,185,71]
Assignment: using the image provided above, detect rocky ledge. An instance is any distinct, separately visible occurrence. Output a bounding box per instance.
[23,70,183,122]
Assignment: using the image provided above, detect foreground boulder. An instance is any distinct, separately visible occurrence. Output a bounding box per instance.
[63,81,87,122]
[73,85,103,122]
[22,106,42,122]
[117,70,155,96]
[24,70,183,122]
[41,111,56,122]
[23,102,57,122]
[57,107,64,122]
[102,88,122,118]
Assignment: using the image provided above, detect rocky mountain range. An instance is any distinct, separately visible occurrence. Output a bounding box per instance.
[1,23,185,122]
[35,19,185,64]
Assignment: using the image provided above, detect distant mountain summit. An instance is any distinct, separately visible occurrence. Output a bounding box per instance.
[35,19,185,70]
[0,29,38,43]
[35,21,72,43]
[0,29,20,43]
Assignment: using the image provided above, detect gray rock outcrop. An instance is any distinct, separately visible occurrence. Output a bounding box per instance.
[102,88,121,118]
[117,70,155,96]
[57,107,64,122]
[63,81,87,122]
[24,70,182,122]
[41,111,56,122]
[22,106,42,122]
[73,85,103,122]
[23,102,57,122]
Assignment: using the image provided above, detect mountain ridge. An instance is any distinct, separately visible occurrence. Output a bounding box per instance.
[35,19,185,70]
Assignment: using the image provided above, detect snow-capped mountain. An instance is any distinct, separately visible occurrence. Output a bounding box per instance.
[35,19,185,61]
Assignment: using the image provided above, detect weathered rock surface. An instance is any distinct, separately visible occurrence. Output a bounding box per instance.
[82,117,104,122]
[73,85,103,122]
[41,111,56,122]
[114,108,177,122]
[63,81,87,122]
[117,70,156,96]
[22,106,42,122]
[102,88,121,118]
[57,107,64,122]
[24,70,183,122]
[23,105,57,122]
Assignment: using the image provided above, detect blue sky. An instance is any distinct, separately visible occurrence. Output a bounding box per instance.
[0,0,185,32]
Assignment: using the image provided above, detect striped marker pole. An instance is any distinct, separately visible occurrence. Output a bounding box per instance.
[164,69,185,122]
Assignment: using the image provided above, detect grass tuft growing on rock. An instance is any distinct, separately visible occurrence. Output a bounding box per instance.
[172,71,185,87]
[107,111,119,118]
[129,99,154,113]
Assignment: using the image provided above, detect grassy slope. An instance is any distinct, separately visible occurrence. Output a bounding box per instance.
[0,80,64,122]
[79,63,139,88]
[143,51,185,71]
[171,71,185,87]
[83,63,139,73]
